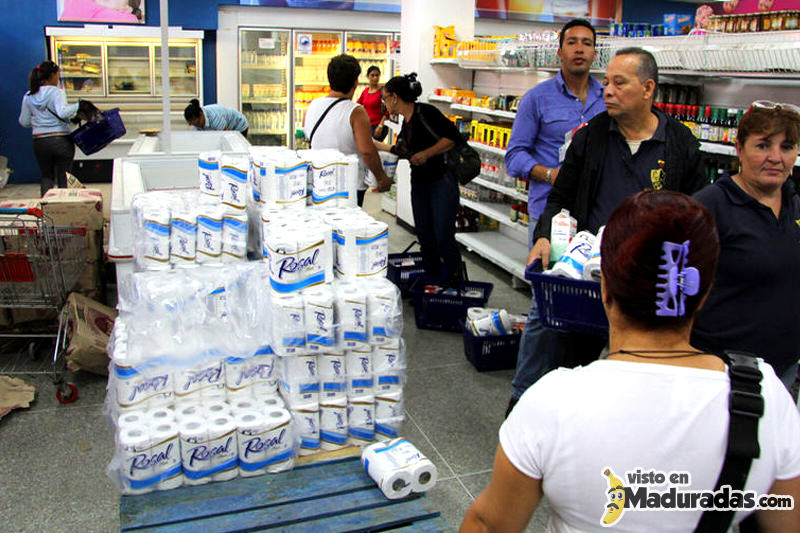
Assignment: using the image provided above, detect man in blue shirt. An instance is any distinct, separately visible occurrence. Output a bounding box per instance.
[504,19,606,415]
[184,99,249,137]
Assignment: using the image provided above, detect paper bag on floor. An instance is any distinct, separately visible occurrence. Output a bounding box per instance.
[0,376,36,418]
[65,292,117,376]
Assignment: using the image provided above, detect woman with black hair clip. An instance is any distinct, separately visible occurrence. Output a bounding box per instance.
[375,73,464,284]
[18,60,79,196]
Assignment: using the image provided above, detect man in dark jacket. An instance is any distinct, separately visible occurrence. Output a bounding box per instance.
[530,47,709,267]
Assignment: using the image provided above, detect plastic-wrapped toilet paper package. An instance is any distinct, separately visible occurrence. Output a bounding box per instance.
[302,285,336,351]
[319,398,348,451]
[548,230,596,280]
[220,155,249,214]
[330,217,389,280]
[270,292,306,356]
[365,151,399,188]
[170,203,197,267]
[249,146,289,205]
[347,396,375,445]
[299,149,358,208]
[346,348,372,377]
[335,281,368,349]
[113,354,174,411]
[177,415,239,484]
[373,339,406,373]
[132,193,172,272]
[258,151,309,210]
[224,345,277,399]
[347,373,374,398]
[318,352,346,401]
[582,225,604,282]
[278,354,319,406]
[375,391,405,438]
[266,226,331,293]
[196,203,225,265]
[236,408,295,476]
[362,277,402,345]
[173,359,225,404]
[198,150,222,201]
[361,438,437,497]
[468,308,513,337]
[114,421,183,494]
[291,404,321,456]
[375,370,406,396]
[222,213,248,262]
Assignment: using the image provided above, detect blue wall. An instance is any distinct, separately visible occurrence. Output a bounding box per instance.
[2,0,228,184]
[622,2,697,24]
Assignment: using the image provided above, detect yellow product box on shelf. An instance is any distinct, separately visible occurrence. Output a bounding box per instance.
[241,83,251,98]
[433,25,459,58]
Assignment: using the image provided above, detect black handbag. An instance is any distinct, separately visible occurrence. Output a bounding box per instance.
[416,105,481,185]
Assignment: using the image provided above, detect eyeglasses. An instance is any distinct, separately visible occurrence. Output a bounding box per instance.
[749,100,800,116]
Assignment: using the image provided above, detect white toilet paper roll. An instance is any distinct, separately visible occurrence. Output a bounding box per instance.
[271,293,306,356]
[549,230,596,280]
[225,347,277,398]
[347,374,374,398]
[146,406,175,426]
[375,391,405,438]
[366,151,399,188]
[320,399,348,451]
[118,410,147,430]
[364,278,400,344]
[170,211,197,266]
[292,405,320,456]
[357,221,389,278]
[278,354,319,406]
[231,398,259,414]
[319,352,346,401]
[469,309,512,337]
[198,151,221,200]
[120,426,153,495]
[220,155,249,213]
[411,458,438,493]
[347,396,375,445]
[179,417,210,486]
[222,213,248,262]
[174,360,225,403]
[259,395,285,413]
[267,229,328,294]
[303,285,336,352]
[361,441,414,500]
[204,400,232,419]
[336,283,367,349]
[267,155,308,209]
[310,157,347,207]
[262,409,294,473]
[141,206,171,270]
[235,410,268,477]
[176,404,203,422]
[373,339,406,373]
[207,415,239,481]
[582,225,604,282]
[150,421,183,490]
[365,438,438,494]
[467,307,487,321]
[375,371,404,395]
[115,365,174,411]
[196,205,224,265]
[346,348,373,377]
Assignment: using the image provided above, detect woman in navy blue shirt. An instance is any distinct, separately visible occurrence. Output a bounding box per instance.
[693,102,800,393]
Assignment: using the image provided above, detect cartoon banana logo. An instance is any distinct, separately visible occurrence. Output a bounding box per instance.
[601,468,626,526]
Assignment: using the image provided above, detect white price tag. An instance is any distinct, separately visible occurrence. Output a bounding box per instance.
[258,38,275,49]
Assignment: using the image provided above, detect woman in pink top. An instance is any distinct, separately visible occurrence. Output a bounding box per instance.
[60,0,143,24]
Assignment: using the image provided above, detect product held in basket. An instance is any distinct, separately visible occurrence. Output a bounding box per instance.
[466,307,526,337]
[546,223,605,282]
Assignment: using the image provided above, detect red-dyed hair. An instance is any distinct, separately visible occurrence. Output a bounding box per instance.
[600,190,719,328]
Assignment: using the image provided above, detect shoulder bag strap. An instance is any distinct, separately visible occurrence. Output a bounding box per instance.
[414,103,442,142]
[694,350,764,533]
[307,97,348,145]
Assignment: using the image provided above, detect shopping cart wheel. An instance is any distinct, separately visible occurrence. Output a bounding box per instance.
[56,383,78,404]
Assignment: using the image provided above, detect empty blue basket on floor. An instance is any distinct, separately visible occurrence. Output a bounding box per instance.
[71,108,126,156]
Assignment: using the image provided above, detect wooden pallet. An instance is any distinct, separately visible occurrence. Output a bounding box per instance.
[119,454,449,532]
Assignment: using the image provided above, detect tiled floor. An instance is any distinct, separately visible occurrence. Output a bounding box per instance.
[0,187,549,532]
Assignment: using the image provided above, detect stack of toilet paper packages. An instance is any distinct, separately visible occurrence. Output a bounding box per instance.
[131,188,248,272]
[546,223,604,282]
[466,308,527,337]
[365,151,399,189]
[106,262,406,494]
[362,438,438,500]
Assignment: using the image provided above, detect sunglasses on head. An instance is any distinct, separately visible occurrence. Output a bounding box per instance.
[748,100,800,116]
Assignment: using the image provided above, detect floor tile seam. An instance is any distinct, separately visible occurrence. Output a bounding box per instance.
[457,469,493,479]
[404,409,458,480]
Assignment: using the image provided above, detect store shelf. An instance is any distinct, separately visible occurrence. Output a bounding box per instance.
[429,57,458,65]
[456,231,527,281]
[468,141,506,157]
[451,104,516,120]
[242,65,288,70]
[472,176,527,202]
[460,197,527,238]
[243,98,287,104]
[699,141,800,166]
[659,69,800,80]
[60,55,102,60]
[250,129,286,135]
[428,95,452,103]
[62,73,102,78]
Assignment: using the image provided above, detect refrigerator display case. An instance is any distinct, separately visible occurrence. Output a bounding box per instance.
[293,30,342,136]
[346,32,391,100]
[55,42,105,96]
[239,29,291,146]
[155,44,199,97]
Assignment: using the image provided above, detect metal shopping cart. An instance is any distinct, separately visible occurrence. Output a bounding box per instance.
[0,207,88,403]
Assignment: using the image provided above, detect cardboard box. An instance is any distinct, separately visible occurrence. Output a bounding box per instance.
[65,292,116,376]
[41,188,104,230]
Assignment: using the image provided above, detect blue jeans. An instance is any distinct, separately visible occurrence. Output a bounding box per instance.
[511,219,559,399]
[411,173,462,279]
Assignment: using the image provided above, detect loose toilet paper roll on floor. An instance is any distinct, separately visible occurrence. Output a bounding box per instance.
[150,421,184,490]
[368,438,438,494]
[347,396,375,445]
[207,414,239,481]
[196,204,224,265]
[410,457,438,493]
[319,399,348,451]
[222,213,248,262]
[220,155,249,213]
[303,285,336,351]
[361,441,413,500]
[198,150,222,200]
[170,211,197,266]
[119,426,153,495]
[178,417,210,486]
[292,405,320,456]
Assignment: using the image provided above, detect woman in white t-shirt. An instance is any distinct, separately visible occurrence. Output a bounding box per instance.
[462,190,800,533]
[303,54,392,207]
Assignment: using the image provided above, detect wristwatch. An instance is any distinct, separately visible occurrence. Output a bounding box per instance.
[545,167,554,185]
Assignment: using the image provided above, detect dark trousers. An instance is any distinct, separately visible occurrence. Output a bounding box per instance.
[411,173,461,279]
[33,135,74,197]
[357,189,366,207]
